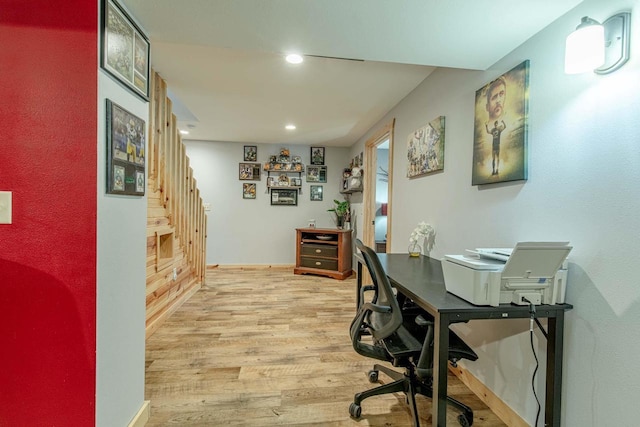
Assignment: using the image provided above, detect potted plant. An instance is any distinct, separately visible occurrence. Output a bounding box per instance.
[328,199,350,229]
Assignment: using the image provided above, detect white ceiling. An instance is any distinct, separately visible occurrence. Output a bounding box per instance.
[121,0,583,146]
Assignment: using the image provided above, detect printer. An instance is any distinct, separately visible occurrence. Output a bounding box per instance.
[441,242,572,306]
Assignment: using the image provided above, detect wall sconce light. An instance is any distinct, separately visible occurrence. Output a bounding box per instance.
[565,12,631,75]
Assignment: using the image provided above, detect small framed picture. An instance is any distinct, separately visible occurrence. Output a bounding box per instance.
[239,163,261,180]
[243,183,256,199]
[310,185,323,201]
[271,188,298,206]
[306,165,327,183]
[310,146,325,165]
[244,145,257,161]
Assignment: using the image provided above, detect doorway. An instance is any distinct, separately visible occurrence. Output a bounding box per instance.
[363,119,394,251]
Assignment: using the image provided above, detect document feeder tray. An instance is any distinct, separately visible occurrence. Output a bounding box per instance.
[442,242,571,306]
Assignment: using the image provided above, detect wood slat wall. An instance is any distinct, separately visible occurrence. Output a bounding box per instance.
[146,70,207,338]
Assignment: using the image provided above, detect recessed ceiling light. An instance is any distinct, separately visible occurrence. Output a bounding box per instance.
[285,54,303,64]
[285,124,296,130]
[179,130,189,135]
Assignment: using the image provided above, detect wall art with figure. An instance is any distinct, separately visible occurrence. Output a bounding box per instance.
[472,60,529,185]
[407,116,445,178]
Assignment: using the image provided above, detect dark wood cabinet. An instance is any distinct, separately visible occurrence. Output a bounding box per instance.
[294,228,352,280]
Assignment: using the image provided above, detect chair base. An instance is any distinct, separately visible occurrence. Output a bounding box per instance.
[350,363,473,427]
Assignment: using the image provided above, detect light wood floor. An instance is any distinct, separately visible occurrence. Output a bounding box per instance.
[145,268,507,426]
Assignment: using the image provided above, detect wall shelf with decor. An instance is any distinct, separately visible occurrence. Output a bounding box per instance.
[264,148,305,194]
[340,167,363,194]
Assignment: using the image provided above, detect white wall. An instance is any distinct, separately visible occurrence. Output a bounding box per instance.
[350,0,640,424]
[185,141,350,265]
[96,68,148,426]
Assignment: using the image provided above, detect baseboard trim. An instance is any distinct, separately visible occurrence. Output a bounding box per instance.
[213,264,295,270]
[449,365,528,427]
[128,400,151,427]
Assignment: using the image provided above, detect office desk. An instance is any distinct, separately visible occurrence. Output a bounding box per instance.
[356,253,572,426]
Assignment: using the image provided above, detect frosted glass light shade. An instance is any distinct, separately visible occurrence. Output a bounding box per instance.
[565,17,605,74]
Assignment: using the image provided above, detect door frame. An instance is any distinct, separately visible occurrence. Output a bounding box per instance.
[363,119,395,250]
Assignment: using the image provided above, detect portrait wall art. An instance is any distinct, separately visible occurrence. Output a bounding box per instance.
[106,99,146,196]
[407,116,445,178]
[472,60,529,185]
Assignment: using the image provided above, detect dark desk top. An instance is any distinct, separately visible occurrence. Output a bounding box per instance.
[376,253,573,321]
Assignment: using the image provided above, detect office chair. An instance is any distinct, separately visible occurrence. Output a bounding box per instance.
[350,240,478,427]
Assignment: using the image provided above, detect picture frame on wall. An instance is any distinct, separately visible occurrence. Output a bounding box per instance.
[100,0,150,100]
[306,165,327,183]
[239,163,261,180]
[310,185,323,201]
[407,116,446,178]
[310,146,325,165]
[243,183,257,199]
[472,60,529,185]
[106,99,146,196]
[271,188,298,206]
[244,145,257,161]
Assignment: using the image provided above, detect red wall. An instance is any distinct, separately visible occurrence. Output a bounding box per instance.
[0,1,97,425]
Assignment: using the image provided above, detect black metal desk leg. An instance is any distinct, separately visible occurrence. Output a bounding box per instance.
[545,312,565,426]
[433,313,450,426]
[356,259,363,311]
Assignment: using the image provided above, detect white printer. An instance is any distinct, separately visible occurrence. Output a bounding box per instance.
[442,242,571,307]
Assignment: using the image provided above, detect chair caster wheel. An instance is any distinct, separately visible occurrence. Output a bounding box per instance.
[458,413,471,426]
[349,402,362,419]
[367,370,379,383]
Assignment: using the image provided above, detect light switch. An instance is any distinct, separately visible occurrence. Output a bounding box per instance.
[203,203,211,211]
[0,191,12,224]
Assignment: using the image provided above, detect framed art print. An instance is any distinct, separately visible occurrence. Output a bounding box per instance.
[407,116,445,178]
[243,183,257,199]
[100,0,150,100]
[239,163,261,180]
[106,99,146,195]
[472,60,529,185]
[244,145,257,161]
[310,185,323,201]
[310,146,325,165]
[271,189,298,206]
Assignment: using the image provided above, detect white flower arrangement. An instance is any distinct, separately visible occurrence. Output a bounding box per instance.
[409,221,434,244]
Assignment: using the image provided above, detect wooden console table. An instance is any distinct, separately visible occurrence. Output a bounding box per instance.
[294,228,352,280]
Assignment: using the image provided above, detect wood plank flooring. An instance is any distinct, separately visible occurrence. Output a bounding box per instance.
[145,268,507,426]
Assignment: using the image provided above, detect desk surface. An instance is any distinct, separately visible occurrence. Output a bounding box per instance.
[377,253,573,320]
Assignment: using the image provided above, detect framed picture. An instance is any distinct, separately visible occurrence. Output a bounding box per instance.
[310,185,323,201]
[306,165,327,183]
[310,146,325,165]
[100,0,150,100]
[239,163,261,180]
[271,188,298,206]
[243,183,256,199]
[472,60,529,185]
[407,116,446,178]
[244,145,257,161]
[106,99,146,196]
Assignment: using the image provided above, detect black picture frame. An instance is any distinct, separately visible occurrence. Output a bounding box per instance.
[106,99,146,196]
[270,189,298,206]
[310,146,325,165]
[239,163,261,180]
[310,185,323,201]
[244,145,257,161]
[100,0,150,100]
[242,183,257,199]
